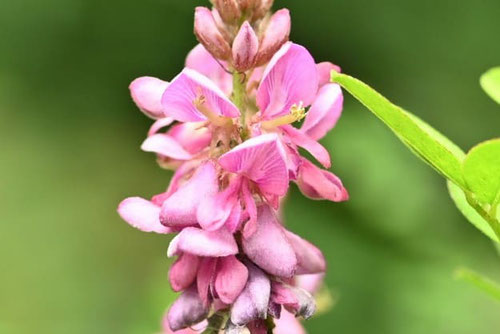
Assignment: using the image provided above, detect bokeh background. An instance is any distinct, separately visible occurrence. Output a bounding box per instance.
[1,0,500,333]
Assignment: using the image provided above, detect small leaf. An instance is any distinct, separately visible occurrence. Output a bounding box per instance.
[447,181,499,243]
[455,267,500,302]
[331,72,466,188]
[480,67,500,104]
[462,139,500,205]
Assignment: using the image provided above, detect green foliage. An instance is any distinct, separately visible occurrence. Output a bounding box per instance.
[455,267,500,302]
[331,72,466,189]
[480,67,500,104]
[331,71,500,243]
[462,139,500,206]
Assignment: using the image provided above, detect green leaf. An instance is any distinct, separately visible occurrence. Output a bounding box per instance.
[480,67,500,104]
[455,267,500,302]
[462,139,500,205]
[331,72,466,188]
[447,180,499,243]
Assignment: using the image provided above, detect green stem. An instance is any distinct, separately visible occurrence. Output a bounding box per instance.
[232,72,248,127]
[201,312,229,334]
[465,191,500,242]
[455,267,500,301]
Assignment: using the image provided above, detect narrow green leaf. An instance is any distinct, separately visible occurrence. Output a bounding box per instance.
[447,181,499,243]
[463,139,500,205]
[331,72,466,188]
[480,67,500,104]
[455,267,500,301]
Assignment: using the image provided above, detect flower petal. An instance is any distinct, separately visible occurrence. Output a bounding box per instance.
[297,158,349,202]
[167,285,209,332]
[169,253,200,292]
[274,310,306,334]
[316,62,341,87]
[230,262,271,326]
[117,197,170,234]
[301,84,343,141]
[167,122,211,155]
[160,161,219,228]
[197,257,217,306]
[161,68,239,122]
[214,255,249,304]
[257,43,319,120]
[129,76,169,119]
[141,134,193,160]
[186,44,232,96]
[285,230,326,275]
[167,227,238,258]
[255,9,291,66]
[281,125,331,168]
[148,117,175,137]
[295,273,325,295]
[242,205,297,278]
[219,133,289,196]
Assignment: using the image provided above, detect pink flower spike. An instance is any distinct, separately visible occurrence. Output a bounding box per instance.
[167,227,238,258]
[232,21,259,72]
[169,253,200,292]
[214,256,249,304]
[219,133,289,196]
[117,197,170,234]
[161,68,239,122]
[129,76,169,119]
[167,285,208,332]
[301,84,343,141]
[242,205,297,278]
[281,125,331,169]
[230,262,271,326]
[194,7,231,60]
[297,158,349,202]
[141,134,193,160]
[255,9,291,66]
[160,161,218,228]
[257,42,319,120]
[185,44,232,96]
[317,61,341,87]
[285,231,326,275]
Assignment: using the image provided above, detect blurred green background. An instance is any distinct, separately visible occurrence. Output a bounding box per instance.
[1,0,499,333]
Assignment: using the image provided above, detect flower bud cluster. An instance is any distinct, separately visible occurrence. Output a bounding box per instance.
[194,0,290,71]
[119,2,347,333]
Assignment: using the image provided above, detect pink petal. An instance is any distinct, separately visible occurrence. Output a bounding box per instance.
[232,21,259,72]
[274,310,306,334]
[271,282,317,319]
[117,197,170,234]
[219,133,289,196]
[214,256,249,304]
[316,62,341,87]
[242,205,297,278]
[295,273,325,295]
[185,44,232,96]
[301,84,343,141]
[241,179,258,238]
[197,177,241,231]
[281,125,331,169]
[167,285,208,331]
[163,317,206,334]
[297,158,349,202]
[141,134,193,160]
[257,43,319,120]
[230,262,271,326]
[129,76,169,119]
[148,117,175,137]
[167,122,211,155]
[167,227,238,258]
[169,253,200,292]
[226,200,243,234]
[285,230,326,275]
[255,9,291,66]
[197,257,217,306]
[193,7,231,60]
[160,161,219,228]
[161,68,239,122]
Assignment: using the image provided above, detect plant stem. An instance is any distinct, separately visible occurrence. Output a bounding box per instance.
[232,72,248,127]
[465,192,500,242]
[201,312,229,334]
[455,267,500,301]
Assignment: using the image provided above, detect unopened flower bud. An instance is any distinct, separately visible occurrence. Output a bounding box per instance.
[213,0,241,23]
[252,0,274,20]
[232,21,259,72]
[194,7,232,60]
[255,9,291,66]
